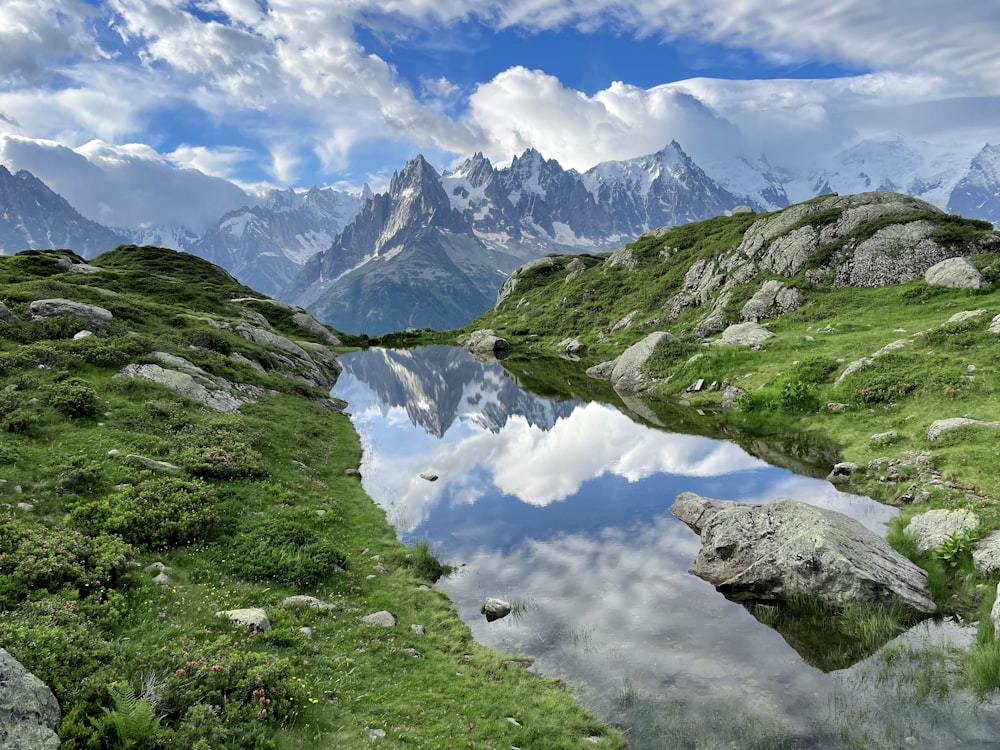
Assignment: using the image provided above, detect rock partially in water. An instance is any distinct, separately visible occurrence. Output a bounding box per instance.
[671,492,936,614]
[463,329,513,357]
[481,597,512,622]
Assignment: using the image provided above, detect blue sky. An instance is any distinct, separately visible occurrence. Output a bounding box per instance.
[1,1,999,228]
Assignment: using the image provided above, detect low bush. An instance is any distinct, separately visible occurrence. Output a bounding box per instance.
[223,516,346,587]
[177,420,267,479]
[44,376,101,418]
[71,477,221,550]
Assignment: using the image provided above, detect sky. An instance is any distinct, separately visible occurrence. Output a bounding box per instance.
[2,0,1000,228]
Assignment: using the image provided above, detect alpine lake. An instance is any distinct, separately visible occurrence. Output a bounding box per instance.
[331,346,1000,749]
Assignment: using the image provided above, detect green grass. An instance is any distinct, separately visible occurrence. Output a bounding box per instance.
[0,247,624,750]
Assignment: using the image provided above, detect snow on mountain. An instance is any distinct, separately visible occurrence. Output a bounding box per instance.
[782,133,967,208]
[947,143,1000,225]
[191,186,360,296]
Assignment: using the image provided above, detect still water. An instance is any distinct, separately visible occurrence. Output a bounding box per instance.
[332,346,995,748]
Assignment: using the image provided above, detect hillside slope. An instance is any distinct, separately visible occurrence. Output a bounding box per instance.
[0,246,622,749]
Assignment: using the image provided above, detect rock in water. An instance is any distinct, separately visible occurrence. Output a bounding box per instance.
[671,493,936,614]
[481,597,512,621]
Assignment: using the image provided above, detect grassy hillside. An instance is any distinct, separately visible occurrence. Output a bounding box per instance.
[0,247,624,749]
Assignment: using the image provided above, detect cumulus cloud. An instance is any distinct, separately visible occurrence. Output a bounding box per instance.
[3,0,1000,191]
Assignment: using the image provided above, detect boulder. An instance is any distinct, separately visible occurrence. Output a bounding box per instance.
[924,257,987,289]
[481,597,512,622]
[708,322,775,346]
[216,607,271,631]
[993,583,1000,639]
[29,298,113,329]
[903,509,979,554]
[990,314,1000,335]
[463,329,513,356]
[557,338,586,357]
[670,493,936,613]
[0,648,61,750]
[926,417,1000,441]
[973,531,1000,577]
[564,257,587,282]
[360,610,397,627]
[826,462,859,484]
[608,331,678,392]
[947,309,989,324]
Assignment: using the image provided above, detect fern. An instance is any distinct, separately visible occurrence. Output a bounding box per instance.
[97,683,162,749]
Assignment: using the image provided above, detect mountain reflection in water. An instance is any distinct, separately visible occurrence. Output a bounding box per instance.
[332,346,985,748]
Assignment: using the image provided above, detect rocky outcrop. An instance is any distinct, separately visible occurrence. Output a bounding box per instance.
[292,311,342,345]
[55,255,102,274]
[924,257,987,289]
[926,417,1000,441]
[29,298,113,329]
[118,361,246,413]
[234,324,341,388]
[671,492,936,613]
[495,257,562,307]
[740,280,803,322]
[0,648,61,750]
[903,509,979,554]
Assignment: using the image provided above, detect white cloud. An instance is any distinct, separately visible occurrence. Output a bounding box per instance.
[0,135,250,233]
[0,0,108,85]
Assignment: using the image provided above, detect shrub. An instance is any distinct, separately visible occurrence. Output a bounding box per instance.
[398,540,453,583]
[0,598,115,698]
[178,421,267,479]
[778,380,820,413]
[0,521,132,603]
[72,478,220,550]
[191,330,233,354]
[791,356,839,385]
[44,377,100,418]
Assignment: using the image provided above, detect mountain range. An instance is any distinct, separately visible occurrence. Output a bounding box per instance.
[2,135,1000,334]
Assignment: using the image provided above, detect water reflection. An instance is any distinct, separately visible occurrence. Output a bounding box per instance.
[332,346,986,747]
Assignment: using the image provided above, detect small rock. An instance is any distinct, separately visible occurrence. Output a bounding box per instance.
[973,531,1000,577]
[107,449,120,456]
[410,624,425,636]
[871,430,897,443]
[72,330,93,340]
[481,597,512,622]
[827,402,848,411]
[124,454,183,472]
[360,611,397,627]
[506,717,522,727]
[299,627,312,638]
[144,562,169,573]
[826,462,858,484]
[15,502,33,512]
[152,573,172,586]
[345,468,361,478]
[419,473,439,482]
[365,727,386,740]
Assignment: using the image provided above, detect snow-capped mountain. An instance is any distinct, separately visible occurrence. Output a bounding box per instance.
[947,143,1000,220]
[781,133,968,208]
[0,165,125,257]
[191,187,361,297]
[287,141,760,333]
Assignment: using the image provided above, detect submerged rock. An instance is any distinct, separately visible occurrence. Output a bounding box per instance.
[671,492,936,614]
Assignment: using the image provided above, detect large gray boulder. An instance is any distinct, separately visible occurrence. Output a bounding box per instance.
[924,257,987,289]
[29,298,113,329]
[671,493,936,613]
[608,331,678,392]
[0,648,61,750]
[291,311,342,346]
